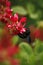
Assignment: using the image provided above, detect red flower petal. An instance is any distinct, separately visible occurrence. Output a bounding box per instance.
[7,46,19,56]
[10,59,20,65]
[6,1,11,7]
[34,29,40,38]
[20,17,26,23]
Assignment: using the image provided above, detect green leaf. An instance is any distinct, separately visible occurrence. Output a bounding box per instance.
[29,13,39,19]
[26,3,42,19]
[21,58,29,65]
[29,10,42,20]
[19,42,33,65]
[29,55,36,65]
[34,39,43,54]
[11,35,19,45]
[37,21,43,28]
[34,53,43,65]
[19,51,29,59]
[29,53,43,65]
[19,42,33,55]
[26,3,36,14]
[0,61,10,65]
[12,6,27,15]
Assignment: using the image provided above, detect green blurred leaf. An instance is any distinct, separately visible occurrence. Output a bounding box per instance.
[11,35,19,45]
[34,39,43,54]
[29,10,42,20]
[0,61,10,65]
[29,13,39,19]
[37,21,43,28]
[12,6,27,15]
[26,3,36,14]
[19,42,33,55]
[29,55,36,65]
[29,53,43,65]
[34,53,43,65]
[26,3,42,20]
[21,58,29,65]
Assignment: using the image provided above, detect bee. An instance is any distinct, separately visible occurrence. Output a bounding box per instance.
[18,28,31,43]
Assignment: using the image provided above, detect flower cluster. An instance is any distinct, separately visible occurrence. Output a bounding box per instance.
[0,0,27,35]
[0,0,11,7]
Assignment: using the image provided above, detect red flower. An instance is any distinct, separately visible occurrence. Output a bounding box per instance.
[34,29,40,38]
[7,14,26,34]
[11,59,20,65]
[6,0,11,7]
[33,28,43,41]
[0,0,27,35]
[0,0,11,7]
[10,14,18,22]
[7,46,20,56]
[20,17,26,23]
[5,8,13,14]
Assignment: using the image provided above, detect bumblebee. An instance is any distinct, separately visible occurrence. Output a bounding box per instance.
[18,28,31,43]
